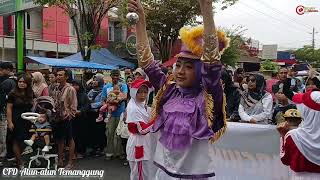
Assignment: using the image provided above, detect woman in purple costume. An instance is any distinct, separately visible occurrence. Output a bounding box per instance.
[128,0,230,179]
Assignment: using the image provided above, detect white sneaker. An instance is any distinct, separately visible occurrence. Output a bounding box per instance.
[42,146,50,152]
[7,157,16,161]
[105,153,113,160]
[24,140,34,146]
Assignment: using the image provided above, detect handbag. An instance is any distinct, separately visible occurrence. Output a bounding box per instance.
[116,112,129,139]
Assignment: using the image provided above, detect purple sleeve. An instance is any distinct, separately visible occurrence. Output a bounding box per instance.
[201,63,222,92]
[201,63,224,132]
[143,61,167,92]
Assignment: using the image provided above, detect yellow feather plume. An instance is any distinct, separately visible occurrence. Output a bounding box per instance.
[179,26,230,56]
[179,26,204,57]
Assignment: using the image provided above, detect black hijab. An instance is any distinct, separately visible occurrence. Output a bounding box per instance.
[240,73,266,110]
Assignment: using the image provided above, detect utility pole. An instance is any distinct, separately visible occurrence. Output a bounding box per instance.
[310,27,318,50]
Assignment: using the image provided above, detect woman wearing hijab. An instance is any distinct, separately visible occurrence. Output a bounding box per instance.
[72,80,90,159]
[295,76,305,93]
[87,75,106,156]
[126,79,155,179]
[134,68,154,105]
[238,74,273,124]
[134,68,149,81]
[32,72,49,98]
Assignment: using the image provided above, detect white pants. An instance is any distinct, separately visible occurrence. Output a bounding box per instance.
[129,160,157,180]
[154,168,211,180]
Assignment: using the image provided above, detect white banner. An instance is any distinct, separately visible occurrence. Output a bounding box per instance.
[262,45,278,59]
[211,122,290,180]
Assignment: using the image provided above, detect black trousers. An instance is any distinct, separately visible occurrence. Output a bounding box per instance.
[72,114,88,154]
[87,110,107,150]
[121,138,128,156]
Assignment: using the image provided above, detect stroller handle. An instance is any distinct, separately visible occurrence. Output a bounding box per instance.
[21,113,40,123]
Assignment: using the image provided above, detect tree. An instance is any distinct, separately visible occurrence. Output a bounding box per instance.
[220,26,246,66]
[34,0,120,61]
[294,46,320,66]
[119,0,238,62]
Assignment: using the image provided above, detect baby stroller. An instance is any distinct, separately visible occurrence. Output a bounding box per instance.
[21,96,58,170]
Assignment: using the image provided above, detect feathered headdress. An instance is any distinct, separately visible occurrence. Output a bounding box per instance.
[175,26,230,59]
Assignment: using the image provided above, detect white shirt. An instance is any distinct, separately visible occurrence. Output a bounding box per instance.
[238,93,273,124]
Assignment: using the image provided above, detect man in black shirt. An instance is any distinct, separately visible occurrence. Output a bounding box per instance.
[0,62,16,165]
[272,84,296,124]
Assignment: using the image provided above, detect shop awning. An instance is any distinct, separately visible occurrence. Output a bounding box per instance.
[25,56,116,70]
[64,48,136,68]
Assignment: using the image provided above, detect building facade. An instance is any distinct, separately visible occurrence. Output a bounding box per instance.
[0,7,130,64]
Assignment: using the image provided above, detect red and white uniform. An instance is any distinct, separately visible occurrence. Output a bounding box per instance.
[126,79,156,180]
[280,91,320,179]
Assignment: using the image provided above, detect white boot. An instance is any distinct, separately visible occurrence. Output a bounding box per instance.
[42,146,50,152]
[24,140,34,146]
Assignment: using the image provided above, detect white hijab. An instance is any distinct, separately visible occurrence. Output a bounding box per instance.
[126,84,152,124]
[134,68,149,81]
[289,91,320,165]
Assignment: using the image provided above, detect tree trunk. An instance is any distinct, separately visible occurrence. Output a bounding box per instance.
[158,36,175,62]
[82,48,91,61]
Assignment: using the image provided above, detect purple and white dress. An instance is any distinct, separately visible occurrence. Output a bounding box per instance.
[144,61,225,179]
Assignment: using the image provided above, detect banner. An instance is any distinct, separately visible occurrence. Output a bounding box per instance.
[211,122,290,180]
[262,45,278,60]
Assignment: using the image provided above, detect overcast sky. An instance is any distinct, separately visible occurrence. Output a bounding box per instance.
[213,0,320,50]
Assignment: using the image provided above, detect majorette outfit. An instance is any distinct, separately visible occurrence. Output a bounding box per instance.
[137,26,230,179]
[126,79,156,180]
[281,82,320,179]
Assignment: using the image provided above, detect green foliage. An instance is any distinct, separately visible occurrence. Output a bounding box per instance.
[260,59,278,72]
[220,26,246,67]
[117,0,239,61]
[294,46,320,65]
[33,0,120,60]
[90,44,102,50]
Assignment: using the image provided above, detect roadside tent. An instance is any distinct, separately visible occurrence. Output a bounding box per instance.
[64,48,135,68]
[25,56,116,70]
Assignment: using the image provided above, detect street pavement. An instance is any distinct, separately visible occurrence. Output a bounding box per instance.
[0,156,130,180]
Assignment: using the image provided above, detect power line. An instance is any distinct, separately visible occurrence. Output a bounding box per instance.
[227,8,286,34]
[238,1,310,34]
[229,5,305,35]
[223,8,309,48]
[255,0,313,31]
[218,2,319,49]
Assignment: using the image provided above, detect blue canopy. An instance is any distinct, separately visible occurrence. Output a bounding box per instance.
[26,56,116,70]
[64,48,135,68]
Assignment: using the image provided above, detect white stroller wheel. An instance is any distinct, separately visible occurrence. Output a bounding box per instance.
[21,113,40,123]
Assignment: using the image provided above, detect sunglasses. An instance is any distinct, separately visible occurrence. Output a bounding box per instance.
[247,78,256,83]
